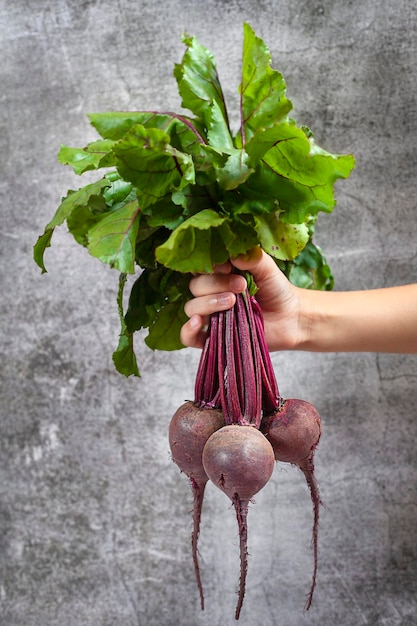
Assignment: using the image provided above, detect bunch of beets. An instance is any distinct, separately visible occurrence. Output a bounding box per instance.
[169,279,322,620]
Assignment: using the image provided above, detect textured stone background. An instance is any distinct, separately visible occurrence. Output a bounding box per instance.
[1,1,416,625]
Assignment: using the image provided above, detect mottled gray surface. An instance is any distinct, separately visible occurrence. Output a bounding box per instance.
[1,1,417,625]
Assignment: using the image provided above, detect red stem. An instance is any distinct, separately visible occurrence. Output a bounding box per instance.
[225,306,244,422]
[252,298,280,413]
[195,279,280,425]
[218,289,265,426]
[194,314,220,408]
[241,292,264,427]
[232,309,245,411]
[217,310,231,422]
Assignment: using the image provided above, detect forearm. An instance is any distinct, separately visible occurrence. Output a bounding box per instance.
[299,284,417,354]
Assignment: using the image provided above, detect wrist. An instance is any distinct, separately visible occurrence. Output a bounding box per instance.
[267,285,318,352]
[293,287,328,352]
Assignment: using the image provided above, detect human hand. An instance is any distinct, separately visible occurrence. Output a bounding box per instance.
[180,247,307,351]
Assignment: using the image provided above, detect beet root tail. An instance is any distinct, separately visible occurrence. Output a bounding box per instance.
[190,477,206,611]
[299,457,323,611]
[232,495,250,620]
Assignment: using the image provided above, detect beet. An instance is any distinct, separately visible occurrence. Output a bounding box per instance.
[203,424,275,619]
[261,398,323,610]
[169,401,225,609]
[262,398,321,464]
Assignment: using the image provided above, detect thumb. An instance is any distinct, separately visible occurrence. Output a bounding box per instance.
[231,247,281,286]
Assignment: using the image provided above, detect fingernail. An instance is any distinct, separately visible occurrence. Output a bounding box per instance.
[189,315,201,329]
[229,274,246,292]
[217,293,232,306]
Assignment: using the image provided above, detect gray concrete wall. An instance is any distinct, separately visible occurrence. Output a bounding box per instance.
[1,1,416,624]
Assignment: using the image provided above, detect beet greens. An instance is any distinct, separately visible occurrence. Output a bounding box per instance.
[34,22,354,377]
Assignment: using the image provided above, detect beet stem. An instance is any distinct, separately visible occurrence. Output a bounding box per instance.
[232,309,246,412]
[236,293,260,426]
[195,315,220,407]
[225,306,244,421]
[232,495,249,620]
[217,310,231,422]
[252,298,280,413]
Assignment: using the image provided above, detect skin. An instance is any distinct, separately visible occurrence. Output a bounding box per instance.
[180,247,417,354]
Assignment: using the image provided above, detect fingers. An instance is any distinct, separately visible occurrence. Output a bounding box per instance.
[189,272,246,297]
[182,264,247,348]
[184,291,237,319]
[231,246,279,285]
[180,314,209,349]
[212,260,233,274]
[232,247,292,312]
[188,247,275,299]
[181,247,286,349]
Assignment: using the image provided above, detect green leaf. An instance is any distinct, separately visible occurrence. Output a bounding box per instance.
[58,140,116,175]
[155,209,230,272]
[67,204,105,246]
[172,183,214,215]
[87,199,141,273]
[33,178,111,272]
[68,176,136,246]
[262,124,355,188]
[112,332,140,377]
[145,300,188,351]
[103,176,134,207]
[218,216,259,258]
[241,122,355,221]
[244,122,296,167]
[124,266,192,353]
[286,240,334,290]
[253,213,309,260]
[134,224,170,269]
[195,144,229,185]
[144,196,186,230]
[198,101,255,190]
[174,34,229,132]
[112,124,195,209]
[112,273,140,377]
[241,162,327,221]
[239,22,292,141]
[215,148,254,190]
[45,179,111,230]
[33,230,53,273]
[89,111,169,140]
[125,268,191,352]
[124,269,159,332]
[155,209,260,272]
[206,100,234,152]
[88,110,205,147]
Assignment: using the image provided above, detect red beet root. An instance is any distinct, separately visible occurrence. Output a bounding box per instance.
[202,425,275,619]
[169,401,225,609]
[262,398,321,464]
[261,398,323,610]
